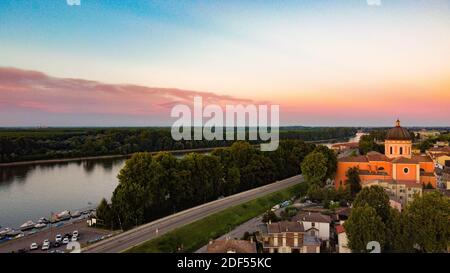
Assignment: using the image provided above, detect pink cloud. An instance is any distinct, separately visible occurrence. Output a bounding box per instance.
[0,67,257,118]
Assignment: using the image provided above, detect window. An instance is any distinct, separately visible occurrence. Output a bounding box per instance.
[400,147,403,155]
[403,167,409,174]
[378,167,385,171]
[311,222,315,227]
[390,147,393,154]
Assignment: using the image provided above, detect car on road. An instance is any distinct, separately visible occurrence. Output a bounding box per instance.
[30,243,38,250]
[72,230,78,237]
[62,237,69,244]
[71,235,78,242]
[55,234,62,242]
[42,240,50,250]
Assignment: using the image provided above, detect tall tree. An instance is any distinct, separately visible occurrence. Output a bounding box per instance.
[344,204,386,252]
[313,145,338,180]
[300,151,328,186]
[353,186,390,222]
[345,167,361,198]
[405,191,450,252]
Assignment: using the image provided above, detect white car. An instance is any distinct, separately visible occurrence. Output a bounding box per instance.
[55,234,62,242]
[30,243,38,250]
[72,230,78,237]
[42,240,50,250]
[71,235,78,242]
[62,237,70,244]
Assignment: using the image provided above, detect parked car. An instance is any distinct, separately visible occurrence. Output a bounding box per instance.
[30,243,38,250]
[62,237,70,244]
[71,235,78,242]
[72,230,79,237]
[53,241,61,248]
[42,240,50,250]
[55,234,62,242]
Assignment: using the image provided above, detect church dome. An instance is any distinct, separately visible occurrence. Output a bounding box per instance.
[386,119,411,140]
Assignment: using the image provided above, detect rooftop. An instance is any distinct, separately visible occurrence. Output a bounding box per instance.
[385,119,412,141]
[206,239,257,253]
[267,221,305,233]
[292,211,332,223]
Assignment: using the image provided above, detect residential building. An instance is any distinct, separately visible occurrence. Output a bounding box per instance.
[331,142,359,153]
[361,179,422,207]
[292,211,331,241]
[257,221,320,253]
[336,224,351,253]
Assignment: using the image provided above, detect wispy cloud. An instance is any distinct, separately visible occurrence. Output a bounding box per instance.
[0,67,255,119]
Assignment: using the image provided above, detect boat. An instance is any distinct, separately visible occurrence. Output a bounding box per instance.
[34,223,47,229]
[19,220,36,231]
[71,210,81,218]
[6,230,21,237]
[0,227,12,236]
[57,210,71,221]
[38,217,49,224]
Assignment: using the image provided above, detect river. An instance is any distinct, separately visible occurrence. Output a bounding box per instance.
[0,134,364,230]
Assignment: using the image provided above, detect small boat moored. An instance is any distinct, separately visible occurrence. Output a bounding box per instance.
[34,223,47,229]
[71,210,81,218]
[20,221,36,231]
[0,227,12,236]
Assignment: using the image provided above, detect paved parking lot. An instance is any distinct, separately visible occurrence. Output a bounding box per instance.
[0,220,113,253]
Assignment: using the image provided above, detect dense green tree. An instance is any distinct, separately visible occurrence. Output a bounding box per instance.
[313,145,338,180]
[405,191,450,252]
[262,210,279,223]
[301,151,328,186]
[353,186,390,222]
[384,208,414,252]
[96,198,114,229]
[345,167,361,198]
[344,204,386,252]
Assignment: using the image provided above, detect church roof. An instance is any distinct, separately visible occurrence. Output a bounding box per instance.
[385,119,412,141]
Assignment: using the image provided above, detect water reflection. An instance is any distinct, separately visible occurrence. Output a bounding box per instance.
[0,157,127,228]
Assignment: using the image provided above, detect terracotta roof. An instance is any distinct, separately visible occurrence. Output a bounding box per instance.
[428,147,450,153]
[391,157,418,164]
[339,155,368,163]
[412,155,433,162]
[386,120,412,140]
[335,225,345,234]
[292,212,332,223]
[206,240,257,253]
[367,152,390,162]
[267,221,304,233]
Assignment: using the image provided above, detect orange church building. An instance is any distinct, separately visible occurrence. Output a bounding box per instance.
[335,120,436,190]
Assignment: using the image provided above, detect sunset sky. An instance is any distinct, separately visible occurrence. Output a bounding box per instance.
[1,0,449,126]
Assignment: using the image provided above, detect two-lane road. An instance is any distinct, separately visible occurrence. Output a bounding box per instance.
[83,175,304,253]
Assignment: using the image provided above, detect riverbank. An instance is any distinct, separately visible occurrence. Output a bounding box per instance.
[0,147,221,167]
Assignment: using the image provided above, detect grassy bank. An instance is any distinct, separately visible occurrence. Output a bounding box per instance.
[126,182,308,253]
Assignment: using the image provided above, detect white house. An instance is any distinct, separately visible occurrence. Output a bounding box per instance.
[292,211,331,241]
[336,224,351,253]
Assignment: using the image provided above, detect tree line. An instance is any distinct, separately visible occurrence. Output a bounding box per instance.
[96,140,323,230]
[0,127,356,163]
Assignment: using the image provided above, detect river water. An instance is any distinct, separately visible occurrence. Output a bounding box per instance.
[0,134,364,230]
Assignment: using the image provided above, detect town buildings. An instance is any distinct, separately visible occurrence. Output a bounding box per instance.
[335,120,436,194]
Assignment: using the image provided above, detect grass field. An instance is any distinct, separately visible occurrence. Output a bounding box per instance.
[126,182,308,253]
